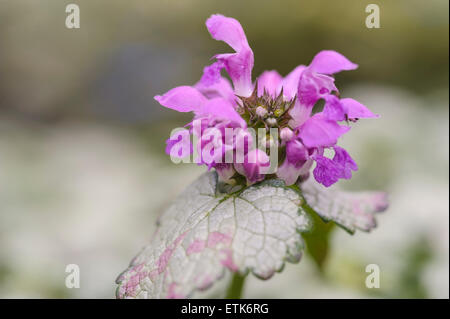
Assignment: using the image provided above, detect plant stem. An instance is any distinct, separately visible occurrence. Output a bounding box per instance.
[226,272,246,299]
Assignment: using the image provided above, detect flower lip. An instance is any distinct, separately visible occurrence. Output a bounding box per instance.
[313,146,358,187]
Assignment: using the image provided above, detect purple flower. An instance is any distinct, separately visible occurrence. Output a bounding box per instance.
[154,14,379,187]
[277,139,313,186]
[235,149,271,184]
[313,146,358,187]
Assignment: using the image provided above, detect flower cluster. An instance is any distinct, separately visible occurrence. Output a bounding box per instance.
[155,14,378,187]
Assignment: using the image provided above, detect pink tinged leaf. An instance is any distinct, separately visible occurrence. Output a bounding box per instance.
[309,50,358,74]
[186,240,206,255]
[206,14,254,97]
[197,275,214,290]
[207,232,232,247]
[156,232,188,274]
[116,172,312,299]
[371,192,389,212]
[301,177,388,233]
[220,249,239,272]
[167,283,184,299]
[340,98,379,119]
[257,70,283,98]
[154,86,207,112]
[118,264,149,298]
[299,114,350,148]
[186,232,232,256]
[279,65,306,100]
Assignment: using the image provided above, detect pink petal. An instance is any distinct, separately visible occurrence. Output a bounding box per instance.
[299,114,350,148]
[165,129,192,158]
[206,14,254,97]
[276,160,303,186]
[233,128,255,163]
[312,146,358,187]
[313,155,342,187]
[298,68,337,107]
[277,154,313,186]
[206,14,248,52]
[288,100,311,128]
[195,77,236,105]
[154,86,207,113]
[200,98,246,127]
[285,139,309,164]
[340,98,379,119]
[323,95,346,121]
[309,50,358,74]
[279,65,306,100]
[333,146,358,177]
[199,61,225,86]
[242,149,271,183]
[277,139,313,186]
[291,68,337,128]
[257,70,282,98]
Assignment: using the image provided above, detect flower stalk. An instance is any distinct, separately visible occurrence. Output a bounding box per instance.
[226,272,246,299]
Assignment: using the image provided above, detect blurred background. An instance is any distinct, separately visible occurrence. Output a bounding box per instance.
[0,0,448,298]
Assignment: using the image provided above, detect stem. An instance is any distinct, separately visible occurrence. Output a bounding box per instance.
[226,272,246,299]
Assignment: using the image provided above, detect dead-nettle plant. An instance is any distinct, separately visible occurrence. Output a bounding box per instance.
[116,14,388,299]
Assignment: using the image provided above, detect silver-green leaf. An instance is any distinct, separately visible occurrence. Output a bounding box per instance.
[299,178,388,234]
[116,172,311,299]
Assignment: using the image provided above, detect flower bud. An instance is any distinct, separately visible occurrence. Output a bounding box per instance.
[255,106,268,118]
[280,127,294,142]
[266,117,277,127]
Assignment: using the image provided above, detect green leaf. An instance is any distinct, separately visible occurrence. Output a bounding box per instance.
[301,207,335,273]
